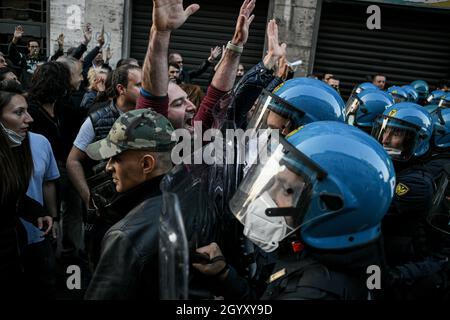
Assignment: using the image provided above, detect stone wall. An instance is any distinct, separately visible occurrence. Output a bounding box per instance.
[271,0,320,76]
[49,0,124,67]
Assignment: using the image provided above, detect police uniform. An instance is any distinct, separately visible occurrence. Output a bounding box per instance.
[383,163,434,265]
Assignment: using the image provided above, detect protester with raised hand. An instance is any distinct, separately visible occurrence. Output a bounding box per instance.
[231,18,289,128]
[137,0,257,133]
[136,0,198,116]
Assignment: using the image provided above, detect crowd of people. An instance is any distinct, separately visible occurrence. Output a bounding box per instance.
[0,0,449,300]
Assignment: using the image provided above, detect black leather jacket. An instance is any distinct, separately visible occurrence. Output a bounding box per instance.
[85,176,164,299]
[233,61,284,129]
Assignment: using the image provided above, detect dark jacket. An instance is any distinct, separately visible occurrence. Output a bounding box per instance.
[85,176,164,299]
[1,193,47,296]
[216,239,386,300]
[89,100,120,142]
[7,42,62,89]
[383,163,435,265]
[179,59,211,84]
[232,61,283,129]
[28,96,86,163]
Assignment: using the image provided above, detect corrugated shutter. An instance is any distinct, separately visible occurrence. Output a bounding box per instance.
[130,0,269,89]
[313,0,450,100]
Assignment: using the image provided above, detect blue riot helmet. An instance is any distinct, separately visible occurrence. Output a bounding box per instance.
[425,104,440,114]
[426,90,447,105]
[346,82,379,108]
[246,77,345,136]
[351,82,378,96]
[229,122,395,251]
[431,107,450,150]
[387,86,408,104]
[345,89,394,132]
[372,102,434,161]
[411,80,429,101]
[402,85,419,103]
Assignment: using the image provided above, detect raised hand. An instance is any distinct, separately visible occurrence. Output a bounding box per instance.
[277,56,292,80]
[14,25,24,39]
[263,19,287,70]
[12,25,24,44]
[267,19,285,60]
[153,0,200,32]
[209,46,222,61]
[231,0,256,46]
[105,46,112,62]
[83,23,93,45]
[57,33,65,48]
[97,32,105,48]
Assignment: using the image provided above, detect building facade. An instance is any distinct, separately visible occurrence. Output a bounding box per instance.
[1,0,450,97]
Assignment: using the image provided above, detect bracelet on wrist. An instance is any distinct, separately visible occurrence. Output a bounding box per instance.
[226,41,243,54]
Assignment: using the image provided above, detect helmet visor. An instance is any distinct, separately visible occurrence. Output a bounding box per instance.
[344,96,361,125]
[229,137,327,252]
[246,89,303,135]
[372,115,419,161]
[438,98,450,109]
[392,94,407,104]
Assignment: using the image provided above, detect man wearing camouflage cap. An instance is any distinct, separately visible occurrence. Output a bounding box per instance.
[84,109,175,299]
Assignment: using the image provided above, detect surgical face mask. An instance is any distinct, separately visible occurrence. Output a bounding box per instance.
[0,121,25,147]
[243,191,293,252]
[384,147,402,157]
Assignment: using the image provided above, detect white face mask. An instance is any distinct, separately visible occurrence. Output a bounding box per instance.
[243,191,293,252]
[0,121,25,147]
[384,147,402,157]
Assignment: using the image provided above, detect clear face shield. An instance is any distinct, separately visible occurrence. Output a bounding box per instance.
[438,98,450,109]
[211,91,236,130]
[229,137,327,252]
[372,115,419,161]
[246,89,303,135]
[391,94,407,104]
[344,96,361,126]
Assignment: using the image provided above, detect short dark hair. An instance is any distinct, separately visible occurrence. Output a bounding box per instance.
[106,64,141,100]
[372,73,386,80]
[0,67,14,81]
[27,39,39,47]
[168,53,182,64]
[168,62,180,70]
[116,58,139,68]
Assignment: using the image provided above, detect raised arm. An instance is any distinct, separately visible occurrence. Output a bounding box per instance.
[211,0,255,92]
[142,0,199,96]
[193,0,256,130]
[8,25,25,66]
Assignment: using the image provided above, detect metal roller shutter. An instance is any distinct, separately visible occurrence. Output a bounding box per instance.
[313,0,450,99]
[130,0,269,89]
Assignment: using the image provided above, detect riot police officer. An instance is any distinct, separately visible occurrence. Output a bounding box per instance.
[371,103,450,299]
[192,122,396,300]
[345,88,394,133]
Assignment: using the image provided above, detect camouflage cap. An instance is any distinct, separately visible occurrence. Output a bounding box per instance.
[86,109,175,161]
